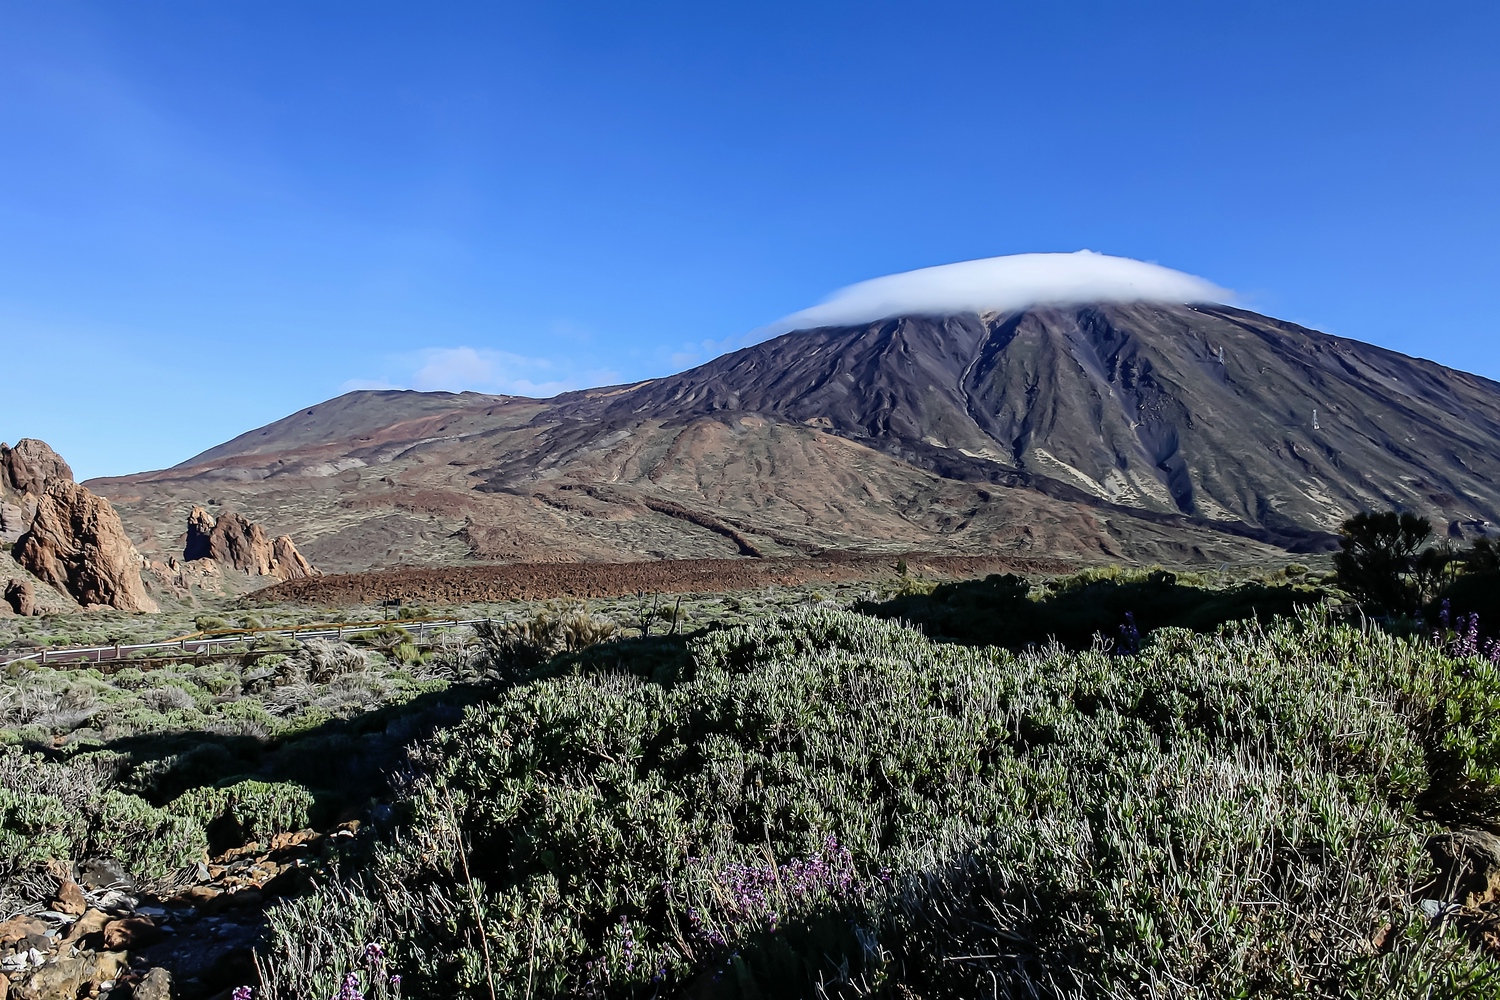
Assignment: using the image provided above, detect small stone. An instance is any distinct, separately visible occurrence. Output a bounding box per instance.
[177,886,220,906]
[55,880,87,916]
[77,859,134,893]
[268,830,318,852]
[19,954,89,998]
[133,967,172,1000]
[0,918,45,947]
[90,951,127,986]
[102,916,159,951]
[61,909,110,948]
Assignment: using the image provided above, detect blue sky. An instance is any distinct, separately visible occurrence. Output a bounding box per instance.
[1,2,1497,479]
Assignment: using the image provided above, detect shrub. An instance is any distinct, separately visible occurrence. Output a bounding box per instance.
[1335,511,1445,614]
[170,779,315,851]
[859,570,1318,649]
[94,790,208,887]
[291,639,370,683]
[0,748,207,890]
[474,607,619,677]
[259,608,1500,998]
[143,684,199,713]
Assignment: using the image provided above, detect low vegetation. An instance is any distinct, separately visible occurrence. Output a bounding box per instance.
[256,604,1500,998]
[858,564,1326,649]
[4,534,1500,998]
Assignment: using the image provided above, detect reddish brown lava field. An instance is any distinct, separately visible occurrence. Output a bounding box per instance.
[250,552,1077,606]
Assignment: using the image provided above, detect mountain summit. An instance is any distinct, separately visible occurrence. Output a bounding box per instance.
[559,302,1500,536]
[89,297,1500,573]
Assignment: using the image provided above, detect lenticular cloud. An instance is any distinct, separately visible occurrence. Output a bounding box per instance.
[775,251,1231,331]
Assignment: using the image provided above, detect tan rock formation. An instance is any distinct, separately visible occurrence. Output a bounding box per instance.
[3,579,35,616]
[271,534,318,580]
[1,439,73,496]
[13,481,159,612]
[183,506,318,581]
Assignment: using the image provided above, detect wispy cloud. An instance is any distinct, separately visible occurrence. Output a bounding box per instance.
[342,346,619,398]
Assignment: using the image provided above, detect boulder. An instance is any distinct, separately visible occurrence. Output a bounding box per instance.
[12,481,159,613]
[1430,827,1500,907]
[12,955,88,1000]
[4,579,36,617]
[271,534,318,581]
[52,880,86,916]
[133,967,173,1000]
[0,439,72,497]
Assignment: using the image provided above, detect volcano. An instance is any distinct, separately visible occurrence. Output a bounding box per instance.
[88,265,1500,574]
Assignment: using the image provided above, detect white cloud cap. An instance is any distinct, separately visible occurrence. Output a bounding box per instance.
[774,251,1231,332]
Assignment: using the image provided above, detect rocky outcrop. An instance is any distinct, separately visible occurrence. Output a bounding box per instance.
[184,506,318,581]
[1,438,73,496]
[13,481,159,612]
[0,499,30,545]
[0,439,67,544]
[4,578,36,616]
[184,505,216,561]
[271,534,317,580]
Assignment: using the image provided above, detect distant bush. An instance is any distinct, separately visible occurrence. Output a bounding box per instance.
[1335,511,1448,614]
[259,608,1500,998]
[858,569,1319,649]
[474,606,619,677]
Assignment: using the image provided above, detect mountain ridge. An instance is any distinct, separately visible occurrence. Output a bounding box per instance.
[87,302,1500,573]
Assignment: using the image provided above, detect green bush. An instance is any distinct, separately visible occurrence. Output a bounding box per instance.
[170,779,315,850]
[0,749,207,888]
[259,608,1500,998]
[94,790,208,886]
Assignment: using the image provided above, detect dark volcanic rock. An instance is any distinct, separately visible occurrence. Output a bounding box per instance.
[559,304,1500,535]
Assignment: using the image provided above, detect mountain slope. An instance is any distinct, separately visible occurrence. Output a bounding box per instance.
[547,303,1500,535]
[87,303,1500,573]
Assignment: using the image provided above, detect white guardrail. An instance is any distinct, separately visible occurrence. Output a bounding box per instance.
[0,618,498,668]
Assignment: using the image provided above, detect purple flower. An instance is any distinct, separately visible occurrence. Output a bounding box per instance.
[1118,612,1141,655]
[333,971,365,1000]
[233,989,253,1000]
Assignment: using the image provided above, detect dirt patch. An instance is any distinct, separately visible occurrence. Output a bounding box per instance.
[248,552,1076,606]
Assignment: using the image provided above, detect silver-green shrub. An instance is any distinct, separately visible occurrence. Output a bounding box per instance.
[259,608,1500,998]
